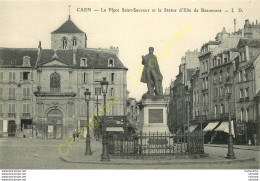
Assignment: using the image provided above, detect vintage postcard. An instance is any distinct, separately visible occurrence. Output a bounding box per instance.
[0,0,259,180]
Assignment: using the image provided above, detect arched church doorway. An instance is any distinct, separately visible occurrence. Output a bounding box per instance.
[47,109,63,139]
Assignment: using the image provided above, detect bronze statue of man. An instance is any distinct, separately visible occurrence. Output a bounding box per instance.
[140,47,163,96]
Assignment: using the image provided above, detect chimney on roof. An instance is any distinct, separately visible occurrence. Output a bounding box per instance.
[234,19,237,32]
[245,19,250,25]
[38,41,42,54]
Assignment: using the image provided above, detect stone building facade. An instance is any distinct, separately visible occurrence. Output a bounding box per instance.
[168,19,260,145]
[0,16,128,139]
[234,38,260,144]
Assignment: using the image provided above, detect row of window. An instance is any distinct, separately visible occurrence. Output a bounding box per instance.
[202,77,208,90]
[214,103,229,115]
[62,37,77,49]
[83,72,118,84]
[213,86,231,97]
[0,103,30,115]
[238,69,250,82]
[94,87,115,97]
[239,87,249,99]
[80,58,115,67]
[201,60,208,73]
[213,68,230,83]
[193,92,199,105]
[212,55,229,67]
[202,93,209,105]
[0,87,30,99]
[239,108,250,122]
[0,71,34,82]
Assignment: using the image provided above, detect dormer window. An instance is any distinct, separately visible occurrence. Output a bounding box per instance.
[108,58,115,67]
[62,37,68,49]
[23,56,30,66]
[72,37,77,47]
[80,58,87,66]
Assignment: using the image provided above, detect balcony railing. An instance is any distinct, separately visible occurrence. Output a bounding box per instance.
[8,113,16,118]
[22,113,31,118]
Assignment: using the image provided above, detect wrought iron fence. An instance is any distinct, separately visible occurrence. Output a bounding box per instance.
[107,131,204,157]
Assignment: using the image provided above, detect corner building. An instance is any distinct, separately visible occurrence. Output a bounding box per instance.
[0,16,128,139]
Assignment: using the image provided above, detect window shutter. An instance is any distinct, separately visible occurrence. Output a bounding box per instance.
[0,72,3,81]
[12,88,15,99]
[84,73,87,83]
[9,104,11,113]
[81,72,84,84]
[23,104,26,113]
[12,104,15,113]
[9,72,12,81]
[27,104,30,113]
[31,72,33,80]
[20,72,23,81]
[114,73,117,84]
[27,88,30,98]
[13,72,15,81]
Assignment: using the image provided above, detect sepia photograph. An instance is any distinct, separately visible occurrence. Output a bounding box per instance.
[0,0,259,180]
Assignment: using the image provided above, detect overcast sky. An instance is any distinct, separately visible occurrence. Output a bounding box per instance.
[0,0,259,100]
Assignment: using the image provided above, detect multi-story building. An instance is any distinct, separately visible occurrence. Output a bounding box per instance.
[168,50,200,133]
[235,38,260,144]
[190,68,200,120]
[0,15,128,139]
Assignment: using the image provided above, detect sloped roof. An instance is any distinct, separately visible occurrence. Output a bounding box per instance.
[237,38,260,48]
[212,36,240,55]
[0,48,38,67]
[38,49,127,70]
[52,19,85,34]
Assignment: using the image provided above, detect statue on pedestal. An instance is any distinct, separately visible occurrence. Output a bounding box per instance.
[140,47,163,96]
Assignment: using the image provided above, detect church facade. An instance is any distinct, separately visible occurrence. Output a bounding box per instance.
[0,16,128,139]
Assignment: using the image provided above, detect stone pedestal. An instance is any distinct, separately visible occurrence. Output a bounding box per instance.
[138,96,169,134]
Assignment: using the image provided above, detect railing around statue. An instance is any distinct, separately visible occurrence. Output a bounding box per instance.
[107,131,204,157]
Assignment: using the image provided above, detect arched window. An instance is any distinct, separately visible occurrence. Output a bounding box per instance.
[72,38,77,47]
[50,72,61,92]
[62,38,67,49]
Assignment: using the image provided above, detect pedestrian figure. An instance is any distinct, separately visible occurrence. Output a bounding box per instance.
[73,133,75,142]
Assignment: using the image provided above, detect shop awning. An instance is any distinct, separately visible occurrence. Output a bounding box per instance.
[186,124,199,132]
[203,122,219,132]
[215,121,235,136]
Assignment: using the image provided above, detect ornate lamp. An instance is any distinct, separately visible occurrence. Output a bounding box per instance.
[84,88,92,155]
[100,77,110,161]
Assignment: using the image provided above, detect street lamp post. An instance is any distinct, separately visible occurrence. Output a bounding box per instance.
[185,92,191,154]
[226,91,236,159]
[100,77,110,161]
[84,88,92,156]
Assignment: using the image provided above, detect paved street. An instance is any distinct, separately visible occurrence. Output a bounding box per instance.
[0,138,259,169]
